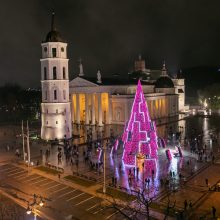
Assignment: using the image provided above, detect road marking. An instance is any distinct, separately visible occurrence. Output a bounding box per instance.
[93,207,103,215]
[6,169,21,174]
[26,176,42,182]
[57,189,76,198]
[30,178,47,185]
[86,204,99,211]
[3,167,19,173]
[49,186,68,195]
[66,192,85,202]
[17,174,34,180]
[0,167,17,172]
[40,181,54,186]
[7,170,26,177]
[14,173,27,178]
[105,208,124,219]
[75,196,95,206]
[44,183,61,191]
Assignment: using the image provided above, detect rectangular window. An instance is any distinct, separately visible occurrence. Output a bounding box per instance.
[53,67,57,79]
[44,67,47,80]
[54,90,57,100]
[63,67,66,79]
[52,48,57,57]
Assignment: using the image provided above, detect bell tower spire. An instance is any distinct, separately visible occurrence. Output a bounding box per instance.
[41,14,72,140]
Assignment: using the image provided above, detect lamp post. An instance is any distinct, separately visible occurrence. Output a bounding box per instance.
[103,144,106,194]
[21,120,26,161]
[26,194,44,218]
[21,120,31,169]
[27,121,30,169]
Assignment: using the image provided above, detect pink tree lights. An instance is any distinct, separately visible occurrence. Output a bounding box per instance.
[122,80,158,169]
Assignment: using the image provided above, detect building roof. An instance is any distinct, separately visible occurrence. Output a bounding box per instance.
[155,76,174,88]
[44,12,65,43]
[79,76,153,86]
[45,30,64,42]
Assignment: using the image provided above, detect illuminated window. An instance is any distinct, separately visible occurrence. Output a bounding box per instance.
[53,67,57,79]
[54,90,57,100]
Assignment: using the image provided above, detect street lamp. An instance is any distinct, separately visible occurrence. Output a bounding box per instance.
[103,144,106,194]
[26,194,45,218]
[26,204,31,215]
[21,120,31,169]
[39,197,44,207]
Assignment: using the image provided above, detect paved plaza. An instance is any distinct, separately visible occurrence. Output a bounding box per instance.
[0,114,220,219]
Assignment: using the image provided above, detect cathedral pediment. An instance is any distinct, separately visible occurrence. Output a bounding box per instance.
[69,77,99,87]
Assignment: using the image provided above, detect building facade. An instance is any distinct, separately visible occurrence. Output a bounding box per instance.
[41,14,72,140]
[68,57,188,126]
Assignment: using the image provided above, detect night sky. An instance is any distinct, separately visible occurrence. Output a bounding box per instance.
[0,0,220,87]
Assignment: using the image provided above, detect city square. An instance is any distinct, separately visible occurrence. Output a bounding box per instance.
[0,1,220,220]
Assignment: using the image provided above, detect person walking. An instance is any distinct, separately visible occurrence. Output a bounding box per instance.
[205,178,209,187]
[184,199,188,210]
[212,206,216,218]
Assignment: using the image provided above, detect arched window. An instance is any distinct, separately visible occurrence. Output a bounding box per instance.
[44,67,47,80]
[53,67,57,79]
[63,90,66,100]
[54,90,57,100]
[63,67,66,79]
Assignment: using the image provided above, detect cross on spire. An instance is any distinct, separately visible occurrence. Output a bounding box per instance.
[51,12,55,31]
[161,60,168,76]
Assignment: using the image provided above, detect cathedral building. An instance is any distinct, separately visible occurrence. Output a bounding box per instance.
[69,58,186,126]
[40,14,188,140]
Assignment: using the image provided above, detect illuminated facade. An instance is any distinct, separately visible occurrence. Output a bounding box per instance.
[69,74,179,126]
[69,57,187,126]
[41,13,72,140]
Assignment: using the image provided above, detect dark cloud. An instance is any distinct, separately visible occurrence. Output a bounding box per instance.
[0,0,219,87]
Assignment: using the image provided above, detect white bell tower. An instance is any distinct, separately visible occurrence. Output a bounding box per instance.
[40,13,72,140]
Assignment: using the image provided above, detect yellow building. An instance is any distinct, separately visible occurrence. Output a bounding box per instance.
[69,74,179,125]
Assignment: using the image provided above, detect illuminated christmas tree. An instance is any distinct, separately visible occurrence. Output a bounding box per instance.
[122,80,158,167]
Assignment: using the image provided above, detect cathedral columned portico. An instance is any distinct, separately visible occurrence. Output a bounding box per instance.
[70,91,110,126]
